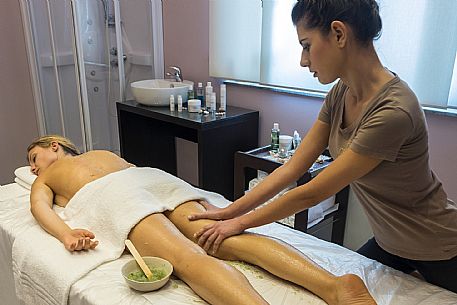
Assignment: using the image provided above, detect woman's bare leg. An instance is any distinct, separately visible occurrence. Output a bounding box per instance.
[165,201,376,305]
[128,213,267,305]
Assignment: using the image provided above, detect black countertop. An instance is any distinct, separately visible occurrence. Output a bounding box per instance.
[117,100,259,130]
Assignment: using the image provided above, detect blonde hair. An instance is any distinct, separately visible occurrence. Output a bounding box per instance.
[27,135,81,158]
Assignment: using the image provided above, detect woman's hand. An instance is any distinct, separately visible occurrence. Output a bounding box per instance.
[62,229,99,252]
[194,218,245,254]
[188,200,233,221]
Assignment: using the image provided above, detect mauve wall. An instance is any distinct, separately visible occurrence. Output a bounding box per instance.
[163,0,457,202]
[0,0,39,185]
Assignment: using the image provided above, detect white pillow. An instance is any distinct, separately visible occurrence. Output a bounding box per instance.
[14,166,37,187]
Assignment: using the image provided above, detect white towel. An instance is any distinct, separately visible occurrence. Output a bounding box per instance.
[14,177,31,190]
[14,166,37,187]
[12,167,207,305]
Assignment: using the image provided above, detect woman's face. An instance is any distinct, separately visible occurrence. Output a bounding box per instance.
[28,144,58,176]
[296,23,341,84]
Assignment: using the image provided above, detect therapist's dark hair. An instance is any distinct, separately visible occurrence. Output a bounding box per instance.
[291,0,382,45]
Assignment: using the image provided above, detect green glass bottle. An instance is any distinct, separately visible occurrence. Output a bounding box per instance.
[271,122,280,152]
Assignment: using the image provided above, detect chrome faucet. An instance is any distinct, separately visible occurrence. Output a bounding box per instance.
[166,66,183,82]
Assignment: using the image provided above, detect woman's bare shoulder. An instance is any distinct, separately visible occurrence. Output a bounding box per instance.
[84,150,117,156]
[82,150,134,167]
[81,150,122,160]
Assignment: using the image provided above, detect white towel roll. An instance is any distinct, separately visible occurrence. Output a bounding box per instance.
[14,166,36,187]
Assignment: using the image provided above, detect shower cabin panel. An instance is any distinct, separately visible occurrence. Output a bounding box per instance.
[104,0,163,154]
[119,0,164,101]
[27,0,85,151]
[73,0,114,151]
[21,0,163,154]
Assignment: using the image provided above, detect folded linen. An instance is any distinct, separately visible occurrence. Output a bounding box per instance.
[12,167,207,305]
[14,177,31,190]
[14,166,36,187]
[0,183,30,202]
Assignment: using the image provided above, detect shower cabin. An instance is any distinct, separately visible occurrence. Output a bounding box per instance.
[19,0,164,153]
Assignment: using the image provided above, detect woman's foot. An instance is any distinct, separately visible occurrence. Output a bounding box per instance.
[333,274,377,305]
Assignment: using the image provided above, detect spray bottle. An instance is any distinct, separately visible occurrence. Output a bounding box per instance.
[293,130,302,150]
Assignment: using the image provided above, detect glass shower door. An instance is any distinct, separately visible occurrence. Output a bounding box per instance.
[21,0,164,153]
[26,0,86,151]
[72,0,117,151]
[118,0,164,101]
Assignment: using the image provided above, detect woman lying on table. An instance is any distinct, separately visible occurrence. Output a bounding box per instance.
[27,134,376,305]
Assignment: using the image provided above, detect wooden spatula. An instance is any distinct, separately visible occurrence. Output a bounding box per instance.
[125,239,153,281]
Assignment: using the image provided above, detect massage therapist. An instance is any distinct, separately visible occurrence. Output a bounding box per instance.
[190,0,457,292]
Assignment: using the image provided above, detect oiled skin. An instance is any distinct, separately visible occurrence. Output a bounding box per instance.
[37,150,132,207]
[31,150,376,305]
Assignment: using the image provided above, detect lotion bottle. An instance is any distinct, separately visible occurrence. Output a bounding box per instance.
[205,82,213,110]
[219,84,226,112]
[210,92,216,112]
[169,95,175,111]
[177,95,183,112]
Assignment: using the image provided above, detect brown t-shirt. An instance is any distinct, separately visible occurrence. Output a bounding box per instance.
[319,76,457,260]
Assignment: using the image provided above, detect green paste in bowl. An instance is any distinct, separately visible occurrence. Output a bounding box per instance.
[127,264,167,282]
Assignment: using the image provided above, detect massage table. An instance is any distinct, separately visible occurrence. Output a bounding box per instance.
[1,167,456,305]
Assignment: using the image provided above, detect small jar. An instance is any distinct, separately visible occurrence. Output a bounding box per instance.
[188,99,201,113]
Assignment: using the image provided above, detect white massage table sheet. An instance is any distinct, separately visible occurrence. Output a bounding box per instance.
[1,182,456,305]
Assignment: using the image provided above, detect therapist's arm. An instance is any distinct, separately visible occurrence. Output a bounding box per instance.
[196,147,382,253]
[190,120,330,220]
[231,120,331,214]
[237,148,382,228]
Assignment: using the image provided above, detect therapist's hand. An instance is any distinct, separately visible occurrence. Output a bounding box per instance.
[194,218,245,254]
[188,200,233,221]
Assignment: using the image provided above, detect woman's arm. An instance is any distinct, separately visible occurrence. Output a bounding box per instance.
[196,147,382,253]
[30,180,98,251]
[231,120,331,215]
[190,120,331,220]
[237,148,382,228]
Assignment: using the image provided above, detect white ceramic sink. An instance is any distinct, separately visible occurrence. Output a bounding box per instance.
[131,79,193,106]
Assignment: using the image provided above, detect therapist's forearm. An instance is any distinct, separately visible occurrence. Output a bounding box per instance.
[228,122,329,218]
[236,182,326,230]
[228,164,299,217]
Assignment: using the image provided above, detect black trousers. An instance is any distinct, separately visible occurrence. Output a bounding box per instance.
[357,237,457,293]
